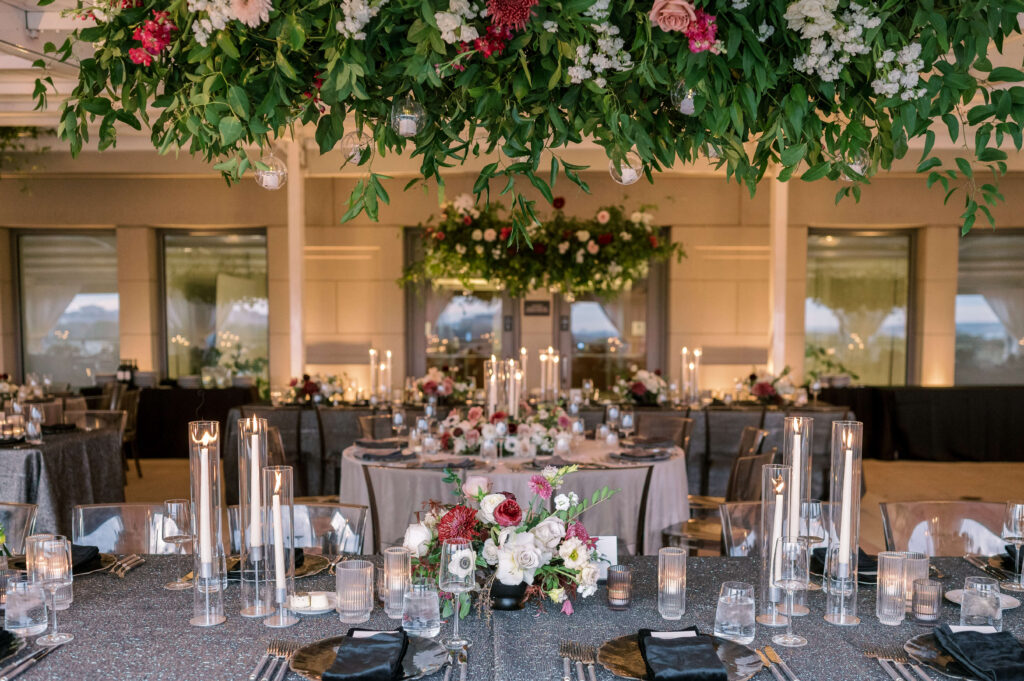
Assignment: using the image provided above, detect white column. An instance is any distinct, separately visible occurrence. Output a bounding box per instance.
[768,177,789,375]
[286,136,305,379]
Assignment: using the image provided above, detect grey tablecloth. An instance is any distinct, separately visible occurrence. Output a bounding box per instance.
[12,555,1021,680]
[0,428,124,536]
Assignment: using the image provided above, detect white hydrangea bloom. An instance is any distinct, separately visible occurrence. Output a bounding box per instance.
[188,0,232,46]
[543,20,558,33]
[336,0,388,39]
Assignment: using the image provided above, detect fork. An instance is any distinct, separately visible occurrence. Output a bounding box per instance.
[558,641,573,681]
[578,643,599,681]
[260,640,298,681]
[864,648,907,681]
[885,646,934,681]
[251,640,280,681]
[566,641,585,681]
[115,554,145,577]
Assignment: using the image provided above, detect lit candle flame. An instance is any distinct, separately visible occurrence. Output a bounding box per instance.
[843,429,854,450]
[192,430,216,447]
[773,474,786,495]
[274,470,283,495]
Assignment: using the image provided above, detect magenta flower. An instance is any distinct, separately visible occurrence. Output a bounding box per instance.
[529,475,553,500]
[566,521,597,549]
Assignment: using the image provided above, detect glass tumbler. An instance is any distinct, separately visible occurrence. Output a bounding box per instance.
[961,576,1002,631]
[658,547,687,620]
[876,552,906,626]
[912,578,942,625]
[714,581,756,644]
[383,547,411,619]
[607,565,632,610]
[5,577,47,637]
[402,578,441,639]
[336,560,374,624]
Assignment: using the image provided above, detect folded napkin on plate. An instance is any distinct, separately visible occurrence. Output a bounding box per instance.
[357,449,412,462]
[355,438,407,449]
[10,544,102,575]
[637,627,727,681]
[419,458,477,469]
[934,624,1024,681]
[810,548,877,575]
[531,455,573,468]
[323,628,409,681]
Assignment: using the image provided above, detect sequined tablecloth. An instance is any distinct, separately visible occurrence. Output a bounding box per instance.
[14,555,1022,680]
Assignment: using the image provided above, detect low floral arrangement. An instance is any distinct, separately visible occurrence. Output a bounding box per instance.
[417,366,472,405]
[613,366,668,406]
[402,465,615,616]
[434,405,571,457]
[402,199,684,299]
[0,375,19,397]
[743,366,794,405]
[285,373,351,403]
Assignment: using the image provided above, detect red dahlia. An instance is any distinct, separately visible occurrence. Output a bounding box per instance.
[437,505,480,542]
[486,0,538,30]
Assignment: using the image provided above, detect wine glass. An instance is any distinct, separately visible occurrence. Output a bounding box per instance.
[799,500,825,591]
[32,536,73,646]
[620,406,635,440]
[582,378,594,404]
[605,404,620,430]
[438,539,475,652]
[161,499,193,591]
[1001,501,1024,592]
[391,406,407,437]
[772,536,809,648]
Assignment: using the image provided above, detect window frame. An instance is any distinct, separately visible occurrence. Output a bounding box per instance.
[156,227,269,380]
[805,227,919,386]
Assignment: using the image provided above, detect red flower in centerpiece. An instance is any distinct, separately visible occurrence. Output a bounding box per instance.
[490,411,507,424]
[422,380,438,396]
[435,231,446,241]
[533,243,547,255]
[500,227,513,240]
[553,197,566,210]
[649,235,659,248]
[463,215,473,226]
[486,0,536,30]
[494,498,522,526]
[441,432,453,450]
[752,382,777,398]
[437,505,480,541]
[597,233,613,246]
[631,381,647,397]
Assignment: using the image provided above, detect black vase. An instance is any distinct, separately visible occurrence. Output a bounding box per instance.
[490,581,528,611]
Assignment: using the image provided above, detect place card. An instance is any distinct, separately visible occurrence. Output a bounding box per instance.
[650,631,696,640]
[948,625,998,634]
[595,536,617,580]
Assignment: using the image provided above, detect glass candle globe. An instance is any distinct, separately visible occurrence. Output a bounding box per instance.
[254,153,287,190]
[671,80,697,116]
[341,131,373,165]
[843,150,870,181]
[609,152,643,186]
[391,97,425,138]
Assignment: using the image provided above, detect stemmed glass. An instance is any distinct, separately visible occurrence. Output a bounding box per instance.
[161,499,193,591]
[1001,501,1024,593]
[391,406,407,438]
[620,407,635,440]
[32,536,73,646]
[438,538,475,652]
[582,379,594,404]
[772,536,809,648]
[799,500,825,591]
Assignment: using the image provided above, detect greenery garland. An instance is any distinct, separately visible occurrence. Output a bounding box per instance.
[35,0,1024,237]
[401,197,684,297]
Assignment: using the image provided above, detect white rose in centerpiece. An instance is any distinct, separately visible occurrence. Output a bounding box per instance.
[448,548,476,579]
[578,562,599,597]
[495,547,524,586]
[532,516,566,550]
[558,537,588,569]
[479,493,507,523]
[403,522,432,557]
[510,532,543,584]
[558,241,570,254]
[481,423,496,440]
[482,537,500,565]
[576,230,590,242]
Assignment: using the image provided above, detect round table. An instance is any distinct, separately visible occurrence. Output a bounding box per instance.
[339,439,690,555]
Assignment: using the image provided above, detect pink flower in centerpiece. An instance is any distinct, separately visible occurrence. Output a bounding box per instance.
[566,521,597,549]
[441,377,454,394]
[467,406,484,423]
[494,497,523,527]
[561,599,574,615]
[649,0,696,33]
[529,475,553,500]
[596,210,611,224]
[752,381,777,398]
[462,475,491,498]
[465,429,481,447]
[586,241,600,255]
[557,414,571,429]
[486,0,538,29]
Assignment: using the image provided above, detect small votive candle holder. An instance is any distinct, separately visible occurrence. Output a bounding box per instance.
[336,560,374,624]
[607,565,631,610]
[899,552,929,611]
[658,547,687,620]
[876,551,906,626]
[911,578,942,625]
[383,547,411,619]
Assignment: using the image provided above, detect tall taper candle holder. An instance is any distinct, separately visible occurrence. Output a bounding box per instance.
[784,416,813,617]
[825,420,863,626]
[263,466,298,628]
[189,420,226,627]
[757,463,792,627]
[239,416,272,618]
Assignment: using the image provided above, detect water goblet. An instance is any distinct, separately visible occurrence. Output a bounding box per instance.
[1001,501,1024,592]
[771,537,809,647]
[32,537,73,646]
[439,539,475,652]
[605,404,620,430]
[391,406,407,437]
[161,499,193,590]
[582,379,594,404]
[4,577,47,637]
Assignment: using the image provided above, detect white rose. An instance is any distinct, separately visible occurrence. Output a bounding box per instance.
[558,537,588,569]
[481,423,496,440]
[558,241,570,254]
[532,517,566,550]
[620,231,632,241]
[554,494,571,511]
[483,228,497,242]
[510,533,543,583]
[630,211,644,224]
[495,548,524,586]
[576,230,590,242]
[479,493,506,524]
[471,229,483,240]
[580,563,598,587]
[482,537,500,565]
[579,583,597,598]
[403,522,432,557]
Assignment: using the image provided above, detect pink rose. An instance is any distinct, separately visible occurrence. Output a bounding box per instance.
[462,475,491,498]
[596,210,611,224]
[649,0,696,33]
[467,406,483,423]
[465,429,481,446]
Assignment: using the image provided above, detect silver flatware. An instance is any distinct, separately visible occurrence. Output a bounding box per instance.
[965,554,1011,581]
[886,646,934,681]
[765,646,800,681]
[865,648,913,681]
[0,643,63,681]
[756,649,786,681]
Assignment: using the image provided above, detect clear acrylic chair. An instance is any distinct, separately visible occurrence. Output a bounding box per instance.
[0,502,38,554]
[719,501,836,557]
[64,410,127,436]
[72,503,182,554]
[358,414,393,440]
[880,500,1006,556]
[227,502,368,557]
[636,414,692,448]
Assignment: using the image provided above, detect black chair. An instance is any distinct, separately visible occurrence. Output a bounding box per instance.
[315,406,372,496]
[117,388,142,478]
[242,406,307,496]
[358,414,393,440]
[636,413,692,449]
[699,407,767,495]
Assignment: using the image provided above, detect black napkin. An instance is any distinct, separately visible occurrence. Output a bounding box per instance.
[810,548,877,575]
[638,627,726,681]
[614,449,671,461]
[10,544,102,575]
[0,630,16,661]
[419,458,477,469]
[934,625,1024,681]
[41,424,76,435]
[356,438,406,449]
[323,628,409,681]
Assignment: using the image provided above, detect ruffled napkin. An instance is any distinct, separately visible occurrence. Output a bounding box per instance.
[637,627,727,681]
[934,625,1024,681]
[10,544,102,575]
[810,548,877,576]
[323,629,409,681]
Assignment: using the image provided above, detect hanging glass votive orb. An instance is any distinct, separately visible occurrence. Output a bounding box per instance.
[608,152,643,186]
[391,96,425,138]
[671,80,697,116]
[341,131,374,165]
[842,150,870,181]
[254,153,287,190]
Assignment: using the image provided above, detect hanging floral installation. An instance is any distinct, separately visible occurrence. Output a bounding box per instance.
[401,196,684,298]
[35,0,1024,236]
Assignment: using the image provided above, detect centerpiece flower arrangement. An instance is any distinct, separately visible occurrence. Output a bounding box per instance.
[743,366,794,405]
[613,366,668,406]
[417,366,472,406]
[284,373,351,403]
[502,405,571,456]
[403,199,684,299]
[402,465,616,616]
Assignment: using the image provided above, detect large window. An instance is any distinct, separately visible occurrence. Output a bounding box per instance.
[424,285,504,387]
[568,280,648,390]
[805,231,912,386]
[162,232,268,380]
[955,231,1024,385]
[17,233,119,387]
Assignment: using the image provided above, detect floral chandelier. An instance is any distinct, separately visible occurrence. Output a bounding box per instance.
[36,0,1023,237]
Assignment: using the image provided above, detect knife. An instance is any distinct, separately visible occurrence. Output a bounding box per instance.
[755,649,786,681]
[765,646,800,681]
[965,554,1011,581]
[0,644,62,681]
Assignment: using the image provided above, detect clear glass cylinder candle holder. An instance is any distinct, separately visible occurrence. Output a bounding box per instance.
[25,534,71,610]
[504,359,521,419]
[337,559,374,624]
[262,465,297,628]
[912,578,942,625]
[189,420,226,627]
[876,551,906,626]
[239,416,272,618]
[758,464,792,626]
[607,565,631,610]
[825,421,862,626]
[899,552,929,610]
[483,359,507,418]
[658,547,687,620]
[383,547,411,619]
[783,417,813,541]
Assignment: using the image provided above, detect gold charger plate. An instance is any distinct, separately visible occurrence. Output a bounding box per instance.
[597,634,763,681]
[290,635,448,681]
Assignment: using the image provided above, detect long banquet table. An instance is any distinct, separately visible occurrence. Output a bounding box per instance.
[0,428,124,536]
[15,555,1018,680]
